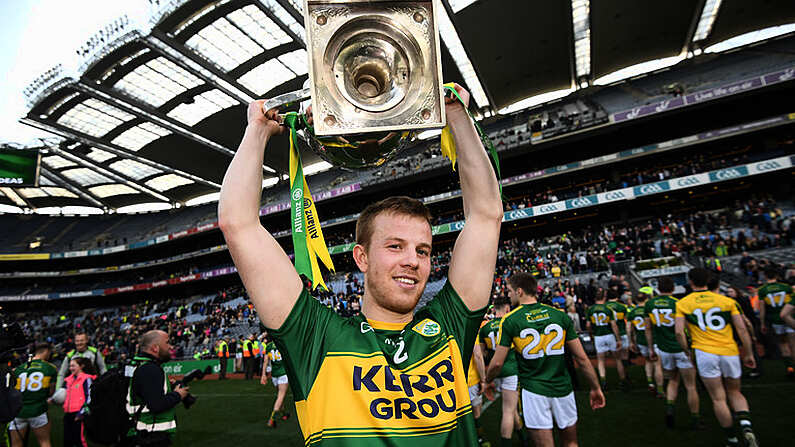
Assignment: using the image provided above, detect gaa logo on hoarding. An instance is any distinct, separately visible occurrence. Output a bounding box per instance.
[0,177,23,184]
[539,204,559,213]
[568,197,594,208]
[676,177,700,187]
[755,161,781,172]
[603,191,626,201]
[636,183,667,195]
[507,209,530,220]
[712,168,743,181]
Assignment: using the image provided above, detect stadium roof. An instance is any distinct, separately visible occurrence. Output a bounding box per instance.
[8,0,795,214]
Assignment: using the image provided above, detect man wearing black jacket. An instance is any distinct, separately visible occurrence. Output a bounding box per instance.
[127,330,189,447]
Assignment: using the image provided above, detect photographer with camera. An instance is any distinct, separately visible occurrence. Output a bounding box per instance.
[125,330,188,447]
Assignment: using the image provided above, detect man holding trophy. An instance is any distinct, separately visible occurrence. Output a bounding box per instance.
[219,1,502,445]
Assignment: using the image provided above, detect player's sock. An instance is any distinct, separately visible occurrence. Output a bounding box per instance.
[664,401,675,428]
[475,416,484,438]
[735,411,753,431]
[689,413,704,430]
[723,426,738,446]
[516,428,527,442]
[500,438,512,447]
[646,376,654,387]
[656,384,664,394]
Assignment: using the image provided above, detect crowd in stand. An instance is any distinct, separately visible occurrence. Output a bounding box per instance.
[11,197,793,372]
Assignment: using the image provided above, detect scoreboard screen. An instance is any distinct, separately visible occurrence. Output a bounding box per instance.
[0,148,41,187]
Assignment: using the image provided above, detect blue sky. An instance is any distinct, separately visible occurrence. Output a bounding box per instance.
[0,0,147,145]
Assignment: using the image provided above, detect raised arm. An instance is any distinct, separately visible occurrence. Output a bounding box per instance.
[445,85,504,310]
[218,102,303,329]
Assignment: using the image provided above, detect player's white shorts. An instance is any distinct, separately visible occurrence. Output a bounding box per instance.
[469,384,482,407]
[521,389,577,430]
[271,375,288,387]
[494,375,518,392]
[694,349,741,379]
[656,348,693,370]
[619,335,629,349]
[638,344,654,357]
[772,323,795,335]
[10,412,48,431]
[594,334,617,354]
[235,352,243,359]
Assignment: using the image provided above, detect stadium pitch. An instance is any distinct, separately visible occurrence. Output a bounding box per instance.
[38,361,793,446]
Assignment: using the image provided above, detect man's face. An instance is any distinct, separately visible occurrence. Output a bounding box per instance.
[356,212,432,315]
[506,284,518,305]
[155,333,174,362]
[75,334,88,352]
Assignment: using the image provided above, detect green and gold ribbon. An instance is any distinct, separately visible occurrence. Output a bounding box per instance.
[440,83,503,195]
[285,112,335,290]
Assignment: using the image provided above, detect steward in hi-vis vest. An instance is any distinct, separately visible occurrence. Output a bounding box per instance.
[216,340,229,380]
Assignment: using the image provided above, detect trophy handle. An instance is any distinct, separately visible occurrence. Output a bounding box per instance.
[261,87,312,114]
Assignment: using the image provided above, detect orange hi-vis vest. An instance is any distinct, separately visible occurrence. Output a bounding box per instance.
[217,341,229,358]
[252,340,261,356]
[242,339,252,358]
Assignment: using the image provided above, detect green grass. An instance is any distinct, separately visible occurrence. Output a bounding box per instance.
[23,360,795,446]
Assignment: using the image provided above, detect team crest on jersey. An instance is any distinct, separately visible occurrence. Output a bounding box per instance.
[412,319,441,337]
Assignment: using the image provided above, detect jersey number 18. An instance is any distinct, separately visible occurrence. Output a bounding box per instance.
[17,372,45,392]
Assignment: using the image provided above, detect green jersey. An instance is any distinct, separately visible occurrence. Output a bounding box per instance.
[497,303,577,397]
[269,281,485,446]
[626,306,648,346]
[644,295,681,353]
[586,303,614,337]
[266,341,287,377]
[606,301,628,335]
[13,359,57,418]
[758,282,793,325]
[478,319,518,378]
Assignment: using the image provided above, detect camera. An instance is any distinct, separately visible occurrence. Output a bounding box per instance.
[173,366,211,409]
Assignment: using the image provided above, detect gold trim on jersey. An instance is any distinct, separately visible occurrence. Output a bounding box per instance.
[496,305,526,344]
[367,319,409,331]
